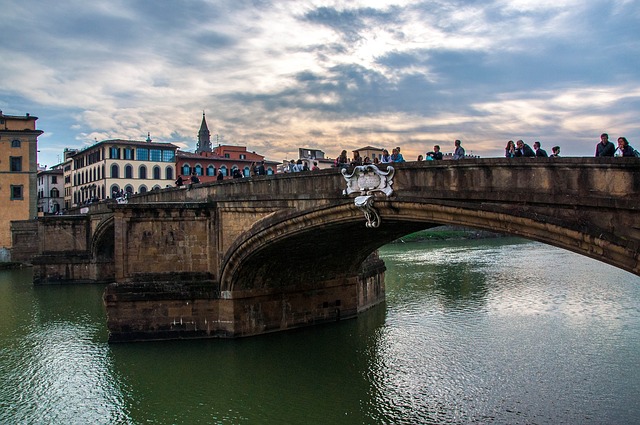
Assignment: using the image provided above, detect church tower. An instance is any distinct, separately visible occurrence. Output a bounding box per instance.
[195,111,212,153]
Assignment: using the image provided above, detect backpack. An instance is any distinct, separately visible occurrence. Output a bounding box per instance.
[634,149,640,157]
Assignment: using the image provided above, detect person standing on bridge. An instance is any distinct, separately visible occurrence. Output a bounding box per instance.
[505,140,516,157]
[550,146,561,157]
[391,147,405,162]
[452,140,465,159]
[595,133,615,157]
[427,145,443,160]
[533,141,548,157]
[615,137,636,157]
[380,149,391,163]
[515,140,535,157]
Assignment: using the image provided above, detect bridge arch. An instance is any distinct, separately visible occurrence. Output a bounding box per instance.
[220,198,639,293]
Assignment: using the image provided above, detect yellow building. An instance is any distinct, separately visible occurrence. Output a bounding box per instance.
[0,111,43,260]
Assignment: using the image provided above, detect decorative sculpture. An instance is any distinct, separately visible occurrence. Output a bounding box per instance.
[341,164,395,228]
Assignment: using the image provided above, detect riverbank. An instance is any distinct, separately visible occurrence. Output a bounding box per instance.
[0,262,29,270]
[396,226,506,243]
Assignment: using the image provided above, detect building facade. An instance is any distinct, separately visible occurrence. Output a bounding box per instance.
[353,146,385,163]
[0,111,43,259]
[176,113,278,183]
[37,167,64,214]
[67,138,178,206]
[297,147,335,170]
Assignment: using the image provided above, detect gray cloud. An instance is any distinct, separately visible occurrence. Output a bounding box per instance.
[1,0,639,166]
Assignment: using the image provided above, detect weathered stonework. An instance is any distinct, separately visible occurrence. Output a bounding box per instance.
[12,158,640,341]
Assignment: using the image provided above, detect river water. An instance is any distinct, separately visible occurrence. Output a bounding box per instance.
[1,237,639,424]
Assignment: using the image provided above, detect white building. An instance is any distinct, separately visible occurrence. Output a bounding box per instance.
[66,138,178,207]
[37,167,64,214]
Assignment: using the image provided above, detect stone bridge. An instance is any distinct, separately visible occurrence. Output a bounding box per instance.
[16,158,640,342]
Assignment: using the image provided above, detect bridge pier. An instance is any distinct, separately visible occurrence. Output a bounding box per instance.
[104,255,385,342]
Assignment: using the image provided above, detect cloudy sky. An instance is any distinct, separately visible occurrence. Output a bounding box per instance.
[1,0,638,167]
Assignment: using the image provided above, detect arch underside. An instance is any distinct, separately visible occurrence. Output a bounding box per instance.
[221,200,640,292]
[91,216,116,282]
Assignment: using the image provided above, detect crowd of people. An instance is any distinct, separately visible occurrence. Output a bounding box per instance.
[595,133,638,157]
[334,147,407,169]
[173,134,637,187]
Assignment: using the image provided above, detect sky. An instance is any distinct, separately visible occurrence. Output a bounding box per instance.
[1,0,639,168]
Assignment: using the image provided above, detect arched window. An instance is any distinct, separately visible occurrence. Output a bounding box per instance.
[182,164,191,176]
[111,164,119,178]
[267,167,274,175]
[139,185,148,194]
[139,165,147,179]
[153,166,161,179]
[125,164,133,179]
[110,185,120,198]
[207,165,215,176]
[220,166,228,176]
[165,167,173,180]
[50,188,59,198]
[243,166,251,177]
[195,164,203,175]
[11,139,21,148]
[125,185,134,195]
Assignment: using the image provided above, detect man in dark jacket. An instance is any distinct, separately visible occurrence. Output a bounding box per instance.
[515,140,535,157]
[533,141,548,157]
[595,133,615,157]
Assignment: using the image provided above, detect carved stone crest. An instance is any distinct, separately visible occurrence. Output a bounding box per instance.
[341,165,394,228]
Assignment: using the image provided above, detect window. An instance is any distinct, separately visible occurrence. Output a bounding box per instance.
[51,188,60,198]
[139,186,148,194]
[137,148,149,161]
[109,147,120,159]
[220,166,227,176]
[150,149,162,162]
[224,153,230,158]
[51,175,57,184]
[162,150,175,162]
[125,165,133,179]
[11,139,21,148]
[165,167,173,180]
[243,166,250,177]
[195,164,202,175]
[240,154,246,159]
[10,156,22,172]
[153,166,160,179]
[10,185,23,200]
[111,164,119,178]
[124,148,134,160]
[207,165,215,176]
[182,164,191,176]
[139,165,147,179]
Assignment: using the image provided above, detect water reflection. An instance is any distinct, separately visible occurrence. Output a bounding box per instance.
[1,238,639,424]
[0,270,129,424]
[370,238,640,424]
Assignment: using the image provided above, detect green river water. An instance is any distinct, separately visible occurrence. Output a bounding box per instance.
[1,237,639,424]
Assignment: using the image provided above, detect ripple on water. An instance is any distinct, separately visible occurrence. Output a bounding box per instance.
[0,320,130,425]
